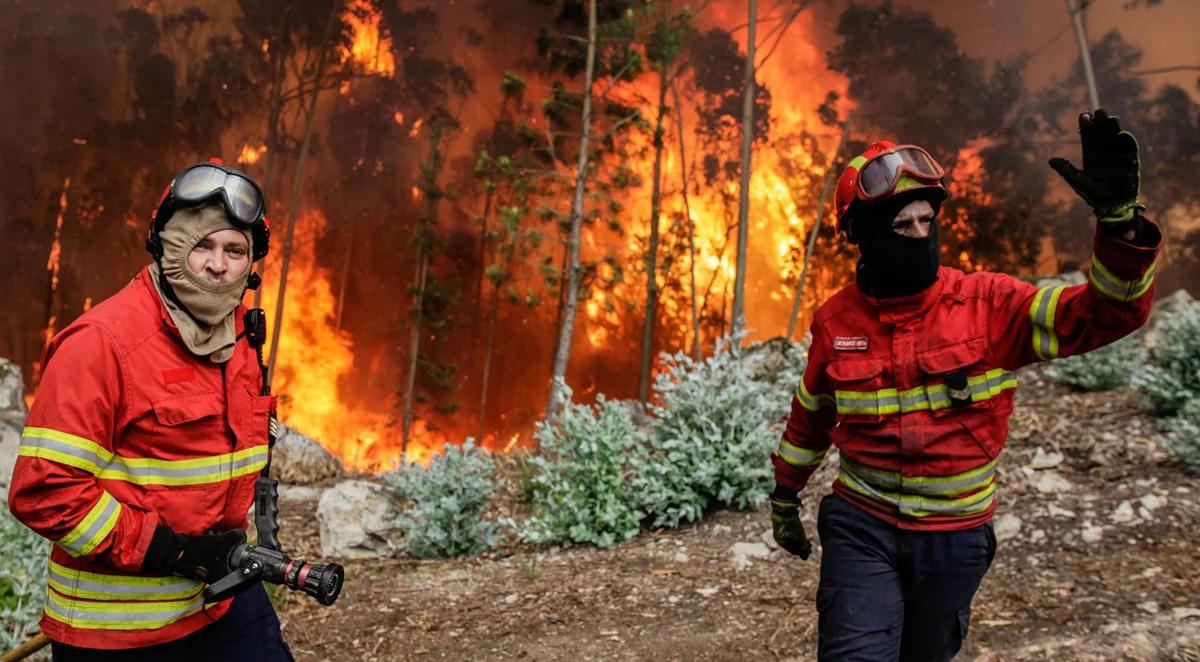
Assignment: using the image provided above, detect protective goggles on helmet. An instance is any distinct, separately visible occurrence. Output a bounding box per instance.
[169,162,266,227]
[857,145,945,201]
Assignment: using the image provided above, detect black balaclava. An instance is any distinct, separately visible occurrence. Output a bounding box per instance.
[850,190,943,299]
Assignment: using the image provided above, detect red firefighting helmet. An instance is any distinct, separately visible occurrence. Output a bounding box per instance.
[834,140,947,240]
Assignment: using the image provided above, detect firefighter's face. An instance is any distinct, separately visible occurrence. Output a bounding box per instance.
[187,229,250,284]
[891,199,936,239]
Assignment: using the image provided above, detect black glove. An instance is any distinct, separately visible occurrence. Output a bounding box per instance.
[142,524,246,581]
[770,486,812,559]
[1049,108,1145,238]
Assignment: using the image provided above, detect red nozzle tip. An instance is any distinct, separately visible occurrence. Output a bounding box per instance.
[207,156,225,165]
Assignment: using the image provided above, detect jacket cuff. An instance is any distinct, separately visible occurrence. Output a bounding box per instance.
[1093,215,1161,280]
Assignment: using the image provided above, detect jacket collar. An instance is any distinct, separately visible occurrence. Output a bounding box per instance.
[856,266,954,325]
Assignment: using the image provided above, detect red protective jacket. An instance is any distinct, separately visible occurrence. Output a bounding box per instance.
[773,223,1161,531]
[9,266,274,649]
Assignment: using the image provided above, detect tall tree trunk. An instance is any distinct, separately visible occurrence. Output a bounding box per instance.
[786,114,853,340]
[545,0,598,421]
[730,0,757,336]
[638,70,671,403]
[265,0,341,384]
[669,75,701,361]
[253,18,290,310]
[477,277,501,443]
[402,122,447,460]
[335,114,374,329]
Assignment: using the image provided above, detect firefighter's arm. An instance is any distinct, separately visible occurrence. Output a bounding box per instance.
[772,324,837,493]
[8,324,159,572]
[987,218,1161,371]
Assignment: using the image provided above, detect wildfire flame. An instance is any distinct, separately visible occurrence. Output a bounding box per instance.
[341,0,395,76]
[238,143,266,166]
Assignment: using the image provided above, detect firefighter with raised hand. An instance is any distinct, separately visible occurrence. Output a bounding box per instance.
[8,161,294,660]
[770,109,1160,661]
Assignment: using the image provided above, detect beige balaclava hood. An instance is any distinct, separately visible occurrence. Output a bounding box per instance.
[149,203,253,363]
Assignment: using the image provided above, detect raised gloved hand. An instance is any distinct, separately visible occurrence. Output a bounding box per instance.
[142,525,246,581]
[770,486,812,559]
[1049,109,1145,237]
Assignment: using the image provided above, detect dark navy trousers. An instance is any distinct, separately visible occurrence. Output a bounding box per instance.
[816,493,996,662]
[51,583,293,662]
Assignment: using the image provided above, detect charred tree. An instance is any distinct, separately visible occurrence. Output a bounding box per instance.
[730,0,756,335]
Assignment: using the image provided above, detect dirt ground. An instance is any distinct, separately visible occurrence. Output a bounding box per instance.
[274,366,1200,661]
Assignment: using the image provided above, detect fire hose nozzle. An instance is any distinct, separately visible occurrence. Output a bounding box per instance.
[203,543,344,606]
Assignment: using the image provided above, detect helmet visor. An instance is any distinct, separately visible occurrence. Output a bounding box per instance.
[858,146,944,199]
[174,164,265,226]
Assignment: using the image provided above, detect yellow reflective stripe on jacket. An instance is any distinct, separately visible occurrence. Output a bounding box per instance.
[47,560,203,602]
[20,427,269,486]
[57,492,121,557]
[1088,256,1155,303]
[838,460,997,518]
[833,370,1016,417]
[776,438,826,469]
[795,377,835,412]
[44,588,204,631]
[841,457,997,498]
[1030,285,1068,360]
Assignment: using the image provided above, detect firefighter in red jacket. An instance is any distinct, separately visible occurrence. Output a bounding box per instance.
[770,110,1160,661]
[8,161,293,660]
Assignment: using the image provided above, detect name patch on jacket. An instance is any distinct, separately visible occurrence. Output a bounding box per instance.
[833,336,869,351]
[162,367,195,384]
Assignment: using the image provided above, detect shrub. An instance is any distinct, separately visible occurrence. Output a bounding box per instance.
[1045,335,1141,392]
[0,501,47,652]
[384,441,500,558]
[520,390,646,548]
[1133,306,1200,414]
[636,334,805,528]
[1162,398,1200,475]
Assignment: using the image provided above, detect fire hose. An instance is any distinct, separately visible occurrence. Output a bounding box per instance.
[2,309,344,660]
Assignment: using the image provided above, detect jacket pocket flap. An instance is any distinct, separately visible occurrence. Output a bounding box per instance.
[153,394,221,426]
[917,339,986,374]
[826,359,885,382]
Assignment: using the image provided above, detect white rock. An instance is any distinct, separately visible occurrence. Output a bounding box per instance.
[1030,447,1065,470]
[1035,472,1073,494]
[695,587,719,598]
[711,524,733,535]
[1138,494,1166,511]
[0,358,26,500]
[1110,501,1136,524]
[1030,529,1046,543]
[1137,601,1160,615]
[278,485,324,502]
[1139,566,1162,579]
[1172,607,1200,620]
[503,593,520,605]
[993,514,1022,542]
[760,528,778,551]
[673,551,690,563]
[270,423,344,485]
[316,480,405,559]
[1047,504,1077,519]
[729,542,772,570]
[0,425,18,500]
[667,595,680,604]
[1081,524,1104,543]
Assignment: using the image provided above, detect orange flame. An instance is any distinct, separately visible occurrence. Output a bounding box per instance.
[340,0,395,76]
[237,143,266,166]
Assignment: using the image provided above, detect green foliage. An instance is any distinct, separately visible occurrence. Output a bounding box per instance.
[384,441,500,559]
[1045,335,1142,392]
[1162,399,1200,474]
[0,501,47,651]
[521,391,647,548]
[1133,307,1200,414]
[637,335,805,527]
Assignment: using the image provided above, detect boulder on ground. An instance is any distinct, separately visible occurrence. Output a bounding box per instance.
[0,358,27,499]
[316,479,405,559]
[269,423,344,485]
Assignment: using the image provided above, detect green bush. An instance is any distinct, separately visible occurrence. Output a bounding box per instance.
[1045,335,1141,391]
[384,441,500,558]
[1162,398,1200,474]
[1,501,47,651]
[520,391,647,548]
[637,335,805,528]
[1133,306,1200,414]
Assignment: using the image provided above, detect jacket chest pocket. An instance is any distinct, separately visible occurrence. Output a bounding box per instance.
[826,359,890,425]
[149,393,226,455]
[915,338,1007,418]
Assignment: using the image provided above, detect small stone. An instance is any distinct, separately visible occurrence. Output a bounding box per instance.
[1137,601,1160,614]
[1035,472,1073,494]
[1047,504,1076,519]
[667,595,680,605]
[1030,529,1045,543]
[712,524,733,535]
[1139,566,1162,579]
[993,514,1022,542]
[1081,524,1104,543]
[504,593,520,605]
[760,528,778,551]
[673,551,690,563]
[1030,447,1065,470]
[1111,501,1136,524]
[729,542,772,570]
[695,587,719,598]
[1172,607,1200,620]
[1139,494,1166,511]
